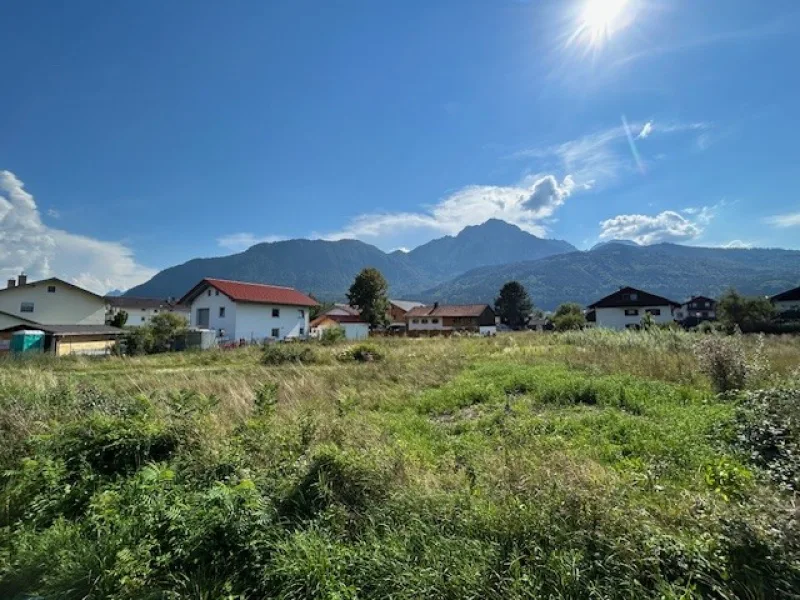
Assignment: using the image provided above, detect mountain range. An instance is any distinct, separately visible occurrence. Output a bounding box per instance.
[126,219,800,310]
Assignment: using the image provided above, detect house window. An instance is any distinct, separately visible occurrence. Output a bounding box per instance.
[207,290,211,296]
[153,309,158,313]
[215,290,219,296]
[646,308,661,316]
[20,302,34,313]
[271,328,280,338]
[624,309,639,316]
[704,302,710,308]
[272,308,280,318]
[219,307,226,318]
[625,323,639,330]
[412,319,419,324]
[299,309,305,318]
[421,319,428,324]
[299,327,305,335]
[141,316,146,322]
[702,311,709,318]
[624,293,638,301]
[432,318,439,324]
[47,285,56,293]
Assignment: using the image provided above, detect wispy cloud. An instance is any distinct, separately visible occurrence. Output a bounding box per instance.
[763,212,800,228]
[321,174,578,242]
[0,170,155,294]
[46,208,60,219]
[721,240,753,249]
[217,233,287,251]
[636,121,653,140]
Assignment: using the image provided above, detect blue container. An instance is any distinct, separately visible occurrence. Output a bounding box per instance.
[10,330,45,354]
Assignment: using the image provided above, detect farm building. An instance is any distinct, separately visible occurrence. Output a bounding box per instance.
[405,303,496,336]
[0,323,124,356]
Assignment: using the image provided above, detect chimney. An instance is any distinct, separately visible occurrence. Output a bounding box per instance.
[7,279,15,289]
[18,273,27,286]
[433,302,439,310]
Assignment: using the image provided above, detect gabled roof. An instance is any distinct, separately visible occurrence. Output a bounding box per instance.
[106,296,188,310]
[390,300,425,312]
[0,277,103,300]
[771,285,800,303]
[311,313,366,327]
[178,278,318,307]
[328,304,362,317]
[405,304,492,318]
[588,286,680,309]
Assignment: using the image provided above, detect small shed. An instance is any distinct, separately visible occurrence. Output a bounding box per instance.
[0,324,124,356]
[10,330,45,354]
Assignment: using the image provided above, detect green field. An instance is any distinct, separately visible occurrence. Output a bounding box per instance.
[1,331,799,599]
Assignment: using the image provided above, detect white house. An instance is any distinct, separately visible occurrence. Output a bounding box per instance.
[0,274,106,326]
[405,304,497,336]
[309,304,370,340]
[105,296,190,327]
[178,278,316,342]
[587,286,680,330]
[771,285,800,315]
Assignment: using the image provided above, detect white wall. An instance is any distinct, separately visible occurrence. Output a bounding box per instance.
[342,322,369,340]
[188,290,237,338]
[110,305,189,327]
[235,302,309,341]
[595,305,675,330]
[0,280,105,325]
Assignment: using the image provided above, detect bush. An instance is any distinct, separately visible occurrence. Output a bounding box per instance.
[262,343,319,365]
[693,334,749,394]
[320,326,346,345]
[338,343,384,362]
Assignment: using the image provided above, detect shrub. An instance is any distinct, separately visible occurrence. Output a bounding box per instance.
[338,343,384,362]
[262,343,319,365]
[320,326,346,345]
[693,334,749,394]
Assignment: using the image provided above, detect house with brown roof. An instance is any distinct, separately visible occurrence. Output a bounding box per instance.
[587,286,680,330]
[404,303,496,336]
[310,304,370,340]
[177,278,317,342]
[387,299,425,331]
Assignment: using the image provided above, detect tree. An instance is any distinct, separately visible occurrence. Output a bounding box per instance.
[552,302,585,331]
[110,310,128,328]
[717,288,775,332]
[149,312,189,352]
[347,268,389,329]
[494,281,533,329]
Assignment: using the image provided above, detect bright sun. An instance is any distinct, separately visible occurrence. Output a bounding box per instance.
[578,0,632,47]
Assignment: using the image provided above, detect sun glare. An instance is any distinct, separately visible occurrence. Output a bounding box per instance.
[575,0,633,48]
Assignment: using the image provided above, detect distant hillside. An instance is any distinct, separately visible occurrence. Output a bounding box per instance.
[126,239,435,300]
[423,243,800,310]
[125,220,577,299]
[403,219,576,278]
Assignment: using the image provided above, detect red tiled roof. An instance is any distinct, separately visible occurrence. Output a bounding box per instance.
[405,304,491,318]
[179,278,318,307]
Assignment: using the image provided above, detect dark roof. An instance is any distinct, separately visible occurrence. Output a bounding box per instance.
[178,278,318,307]
[684,295,716,304]
[585,309,596,323]
[588,286,680,309]
[105,296,187,310]
[0,277,103,300]
[0,324,124,336]
[405,304,492,318]
[771,286,800,303]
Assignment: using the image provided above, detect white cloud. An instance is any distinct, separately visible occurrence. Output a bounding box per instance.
[636,121,653,140]
[321,174,577,241]
[763,212,800,228]
[217,232,287,251]
[0,170,155,294]
[598,210,705,245]
[46,208,60,219]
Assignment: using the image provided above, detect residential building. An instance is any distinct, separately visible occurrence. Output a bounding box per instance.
[0,274,106,327]
[405,303,496,336]
[310,304,370,340]
[178,278,316,342]
[675,295,717,325]
[105,296,189,327]
[771,285,800,316]
[387,299,424,331]
[587,286,680,330]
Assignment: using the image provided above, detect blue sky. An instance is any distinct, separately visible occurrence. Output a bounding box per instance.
[1,0,799,292]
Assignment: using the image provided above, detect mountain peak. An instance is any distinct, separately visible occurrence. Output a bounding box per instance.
[591,239,641,251]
